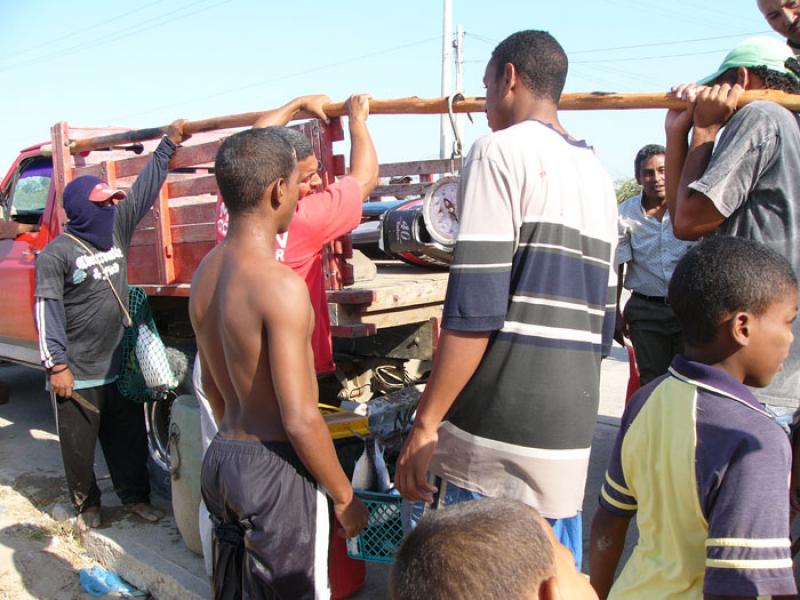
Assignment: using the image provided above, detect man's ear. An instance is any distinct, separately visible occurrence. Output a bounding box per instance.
[729,311,752,347]
[736,66,750,89]
[270,178,286,209]
[538,576,561,600]
[503,62,517,95]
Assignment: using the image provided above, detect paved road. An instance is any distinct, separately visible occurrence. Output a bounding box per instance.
[0,347,635,599]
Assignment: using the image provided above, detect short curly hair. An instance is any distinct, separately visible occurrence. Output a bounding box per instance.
[490,30,568,103]
[669,236,797,346]
[215,127,296,216]
[391,499,555,600]
[715,65,800,94]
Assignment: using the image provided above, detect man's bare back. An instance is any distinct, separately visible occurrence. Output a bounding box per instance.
[191,240,315,442]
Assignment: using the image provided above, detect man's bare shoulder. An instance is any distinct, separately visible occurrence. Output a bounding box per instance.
[192,244,222,282]
[189,245,223,322]
[254,262,311,316]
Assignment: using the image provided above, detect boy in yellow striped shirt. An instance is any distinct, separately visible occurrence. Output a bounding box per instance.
[590,236,798,599]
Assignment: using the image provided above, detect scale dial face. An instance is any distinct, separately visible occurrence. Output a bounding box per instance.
[423,177,460,246]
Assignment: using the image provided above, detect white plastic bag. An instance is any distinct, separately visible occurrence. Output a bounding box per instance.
[135,323,177,390]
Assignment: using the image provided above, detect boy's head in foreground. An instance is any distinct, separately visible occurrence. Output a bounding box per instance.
[669,236,798,387]
[390,499,597,600]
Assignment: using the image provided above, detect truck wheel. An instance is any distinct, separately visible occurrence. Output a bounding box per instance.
[145,395,174,499]
[144,342,196,500]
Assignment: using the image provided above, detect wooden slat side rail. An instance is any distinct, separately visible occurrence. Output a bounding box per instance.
[153,185,175,284]
[130,223,216,247]
[72,164,104,179]
[369,183,428,199]
[71,139,223,180]
[327,275,448,312]
[168,201,216,226]
[67,171,218,206]
[378,158,463,178]
[98,159,118,193]
[167,175,217,199]
[326,289,377,305]
[48,122,73,234]
[362,280,448,312]
[136,200,216,229]
[329,302,443,331]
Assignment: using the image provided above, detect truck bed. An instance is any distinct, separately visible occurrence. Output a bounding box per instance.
[328,260,447,337]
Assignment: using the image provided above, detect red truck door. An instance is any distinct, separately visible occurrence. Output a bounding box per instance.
[0,157,54,366]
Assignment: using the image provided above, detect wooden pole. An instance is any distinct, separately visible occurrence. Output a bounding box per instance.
[64,90,800,155]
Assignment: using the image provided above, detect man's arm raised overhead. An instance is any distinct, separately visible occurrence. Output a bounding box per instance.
[253,95,331,128]
[344,94,379,199]
[665,83,736,240]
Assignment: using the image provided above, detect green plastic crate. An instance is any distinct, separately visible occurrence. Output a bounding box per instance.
[346,490,404,563]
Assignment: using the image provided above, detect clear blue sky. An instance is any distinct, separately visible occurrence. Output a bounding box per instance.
[0,0,774,181]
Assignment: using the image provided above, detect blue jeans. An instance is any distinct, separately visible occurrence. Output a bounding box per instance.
[401,480,583,569]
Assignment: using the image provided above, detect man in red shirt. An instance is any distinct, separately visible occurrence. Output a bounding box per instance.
[215,94,377,373]
[198,93,378,577]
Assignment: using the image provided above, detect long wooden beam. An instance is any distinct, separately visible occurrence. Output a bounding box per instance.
[62,90,800,155]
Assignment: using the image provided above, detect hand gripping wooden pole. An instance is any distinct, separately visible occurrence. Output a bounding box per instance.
[64,90,800,155]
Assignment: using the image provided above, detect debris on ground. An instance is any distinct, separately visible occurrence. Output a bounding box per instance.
[0,479,95,599]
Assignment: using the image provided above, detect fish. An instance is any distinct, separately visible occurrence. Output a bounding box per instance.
[351,438,376,491]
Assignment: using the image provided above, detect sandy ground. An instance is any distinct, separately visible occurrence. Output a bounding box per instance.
[0,477,94,600]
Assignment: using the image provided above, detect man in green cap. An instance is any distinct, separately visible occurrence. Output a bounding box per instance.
[664,35,800,507]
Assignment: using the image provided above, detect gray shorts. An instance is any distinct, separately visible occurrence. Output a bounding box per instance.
[201,436,331,599]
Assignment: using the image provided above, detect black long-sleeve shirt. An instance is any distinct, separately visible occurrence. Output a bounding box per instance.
[34,136,176,386]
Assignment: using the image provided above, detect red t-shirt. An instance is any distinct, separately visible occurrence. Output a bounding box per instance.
[214,176,363,373]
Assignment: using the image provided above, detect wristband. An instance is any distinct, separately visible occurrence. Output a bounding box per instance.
[49,365,69,375]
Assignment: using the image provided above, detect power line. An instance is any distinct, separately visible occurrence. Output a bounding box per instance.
[573,48,728,64]
[105,35,443,122]
[669,0,759,28]
[0,0,230,74]
[579,63,665,88]
[604,0,703,29]
[465,30,773,55]
[467,47,728,66]
[567,31,772,55]
[0,0,164,62]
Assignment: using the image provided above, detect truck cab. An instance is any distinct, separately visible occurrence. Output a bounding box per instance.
[0,146,55,366]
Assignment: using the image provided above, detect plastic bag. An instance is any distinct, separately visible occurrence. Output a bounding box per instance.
[135,323,177,390]
[79,566,134,597]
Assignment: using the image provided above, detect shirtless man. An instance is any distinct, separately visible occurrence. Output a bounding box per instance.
[189,127,368,599]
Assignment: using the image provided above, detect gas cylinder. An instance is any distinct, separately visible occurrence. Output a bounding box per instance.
[169,394,203,555]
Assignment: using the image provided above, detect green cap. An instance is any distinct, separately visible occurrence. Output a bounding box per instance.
[698,37,796,85]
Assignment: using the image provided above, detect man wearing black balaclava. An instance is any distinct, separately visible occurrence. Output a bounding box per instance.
[34,120,186,530]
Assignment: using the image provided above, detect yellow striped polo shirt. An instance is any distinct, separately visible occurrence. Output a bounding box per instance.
[600,355,796,598]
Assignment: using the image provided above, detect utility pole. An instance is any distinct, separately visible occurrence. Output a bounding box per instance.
[439,0,452,159]
[454,24,465,150]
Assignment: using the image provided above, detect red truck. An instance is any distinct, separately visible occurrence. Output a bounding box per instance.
[0,112,453,485]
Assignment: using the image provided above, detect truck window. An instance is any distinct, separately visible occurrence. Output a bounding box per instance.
[10,159,52,219]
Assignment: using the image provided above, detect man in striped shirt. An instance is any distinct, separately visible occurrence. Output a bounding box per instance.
[396,30,618,565]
